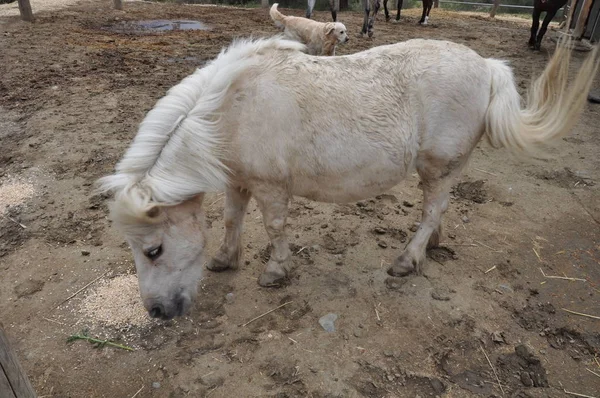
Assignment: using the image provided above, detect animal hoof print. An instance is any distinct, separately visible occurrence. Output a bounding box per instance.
[258,271,287,287]
[207,257,233,272]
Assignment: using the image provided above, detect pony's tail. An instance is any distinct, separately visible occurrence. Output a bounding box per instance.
[270,3,286,28]
[484,36,599,158]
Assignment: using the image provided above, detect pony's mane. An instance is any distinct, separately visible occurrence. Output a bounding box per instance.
[96,36,305,227]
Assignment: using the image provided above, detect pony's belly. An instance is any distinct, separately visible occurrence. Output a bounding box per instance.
[290,167,407,203]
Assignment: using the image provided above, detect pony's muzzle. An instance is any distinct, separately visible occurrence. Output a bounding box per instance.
[147,294,191,320]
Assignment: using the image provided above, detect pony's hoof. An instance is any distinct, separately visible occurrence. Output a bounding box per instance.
[387,255,418,277]
[368,31,374,38]
[207,256,234,272]
[385,16,391,22]
[258,270,287,287]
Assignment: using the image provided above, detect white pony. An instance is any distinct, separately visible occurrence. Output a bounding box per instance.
[97,36,598,320]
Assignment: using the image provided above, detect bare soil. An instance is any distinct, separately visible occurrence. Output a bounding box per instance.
[1,2,600,397]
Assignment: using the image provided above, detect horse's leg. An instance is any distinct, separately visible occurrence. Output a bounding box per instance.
[535,9,558,51]
[419,1,427,24]
[254,186,291,286]
[388,155,464,276]
[395,0,403,21]
[331,0,338,21]
[529,7,542,47]
[362,0,371,36]
[207,187,252,272]
[368,0,380,37]
[384,0,390,22]
[306,0,316,19]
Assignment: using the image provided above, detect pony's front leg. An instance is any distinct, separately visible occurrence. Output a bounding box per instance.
[254,186,291,287]
[207,187,252,272]
[388,175,454,276]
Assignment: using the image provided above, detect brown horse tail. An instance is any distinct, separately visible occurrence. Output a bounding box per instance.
[270,3,286,28]
[484,36,599,158]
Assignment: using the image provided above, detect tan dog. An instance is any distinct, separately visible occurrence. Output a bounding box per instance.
[270,3,348,56]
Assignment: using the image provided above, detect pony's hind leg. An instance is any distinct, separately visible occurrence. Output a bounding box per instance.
[207,187,252,272]
[253,185,292,287]
[388,153,465,277]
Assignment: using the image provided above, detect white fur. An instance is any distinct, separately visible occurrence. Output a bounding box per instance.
[98,36,599,317]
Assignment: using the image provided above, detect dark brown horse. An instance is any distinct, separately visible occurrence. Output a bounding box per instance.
[419,0,433,24]
[384,0,403,22]
[529,0,568,50]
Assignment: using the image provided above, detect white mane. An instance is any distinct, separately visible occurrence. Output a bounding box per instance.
[97,36,306,215]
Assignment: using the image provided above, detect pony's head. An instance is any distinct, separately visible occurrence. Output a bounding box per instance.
[105,184,208,320]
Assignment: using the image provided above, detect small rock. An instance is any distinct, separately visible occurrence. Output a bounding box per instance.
[491,331,505,344]
[378,241,388,249]
[409,222,420,232]
[373,227,387,235]
[319,313,338,332]
[431,289,451,301]
[383,350,394,357]
[462,216,470,223]
[429,378,446,394]
[402,200,414,207]
[81,250,90,256]
[225,293,234,302]
[520,371,533,387]
[152,382,161,389]
[386,374,394,381]
[321,223,328,229]
[353,329,363,338]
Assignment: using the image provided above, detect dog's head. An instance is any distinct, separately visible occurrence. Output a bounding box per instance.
[325,22,349,44]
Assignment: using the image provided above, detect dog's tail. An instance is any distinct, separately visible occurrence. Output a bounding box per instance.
[484,36,599,158]
[270,3,286,28]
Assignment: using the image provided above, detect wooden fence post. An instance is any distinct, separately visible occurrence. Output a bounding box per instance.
[17,0,34,22]
[573,0,594,38]
[489,0,501,18]
[434,0,439,8]
[114,0,123,10]
[0,323,37,398]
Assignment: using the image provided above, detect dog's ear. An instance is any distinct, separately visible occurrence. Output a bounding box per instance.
[324,23,336,36]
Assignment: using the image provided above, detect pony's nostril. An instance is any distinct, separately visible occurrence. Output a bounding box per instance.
[149,304,164,318]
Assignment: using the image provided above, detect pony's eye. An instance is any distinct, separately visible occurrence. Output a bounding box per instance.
[145,245,163,260]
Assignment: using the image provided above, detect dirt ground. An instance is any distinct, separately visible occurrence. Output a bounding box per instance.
[1,1,600,397]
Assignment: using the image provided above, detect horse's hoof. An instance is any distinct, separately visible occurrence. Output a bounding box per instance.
[387,256,418,277]
[258,270,287,287]
[385,16,390,22]
[207,256,234,272]
[368,31,374,38]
